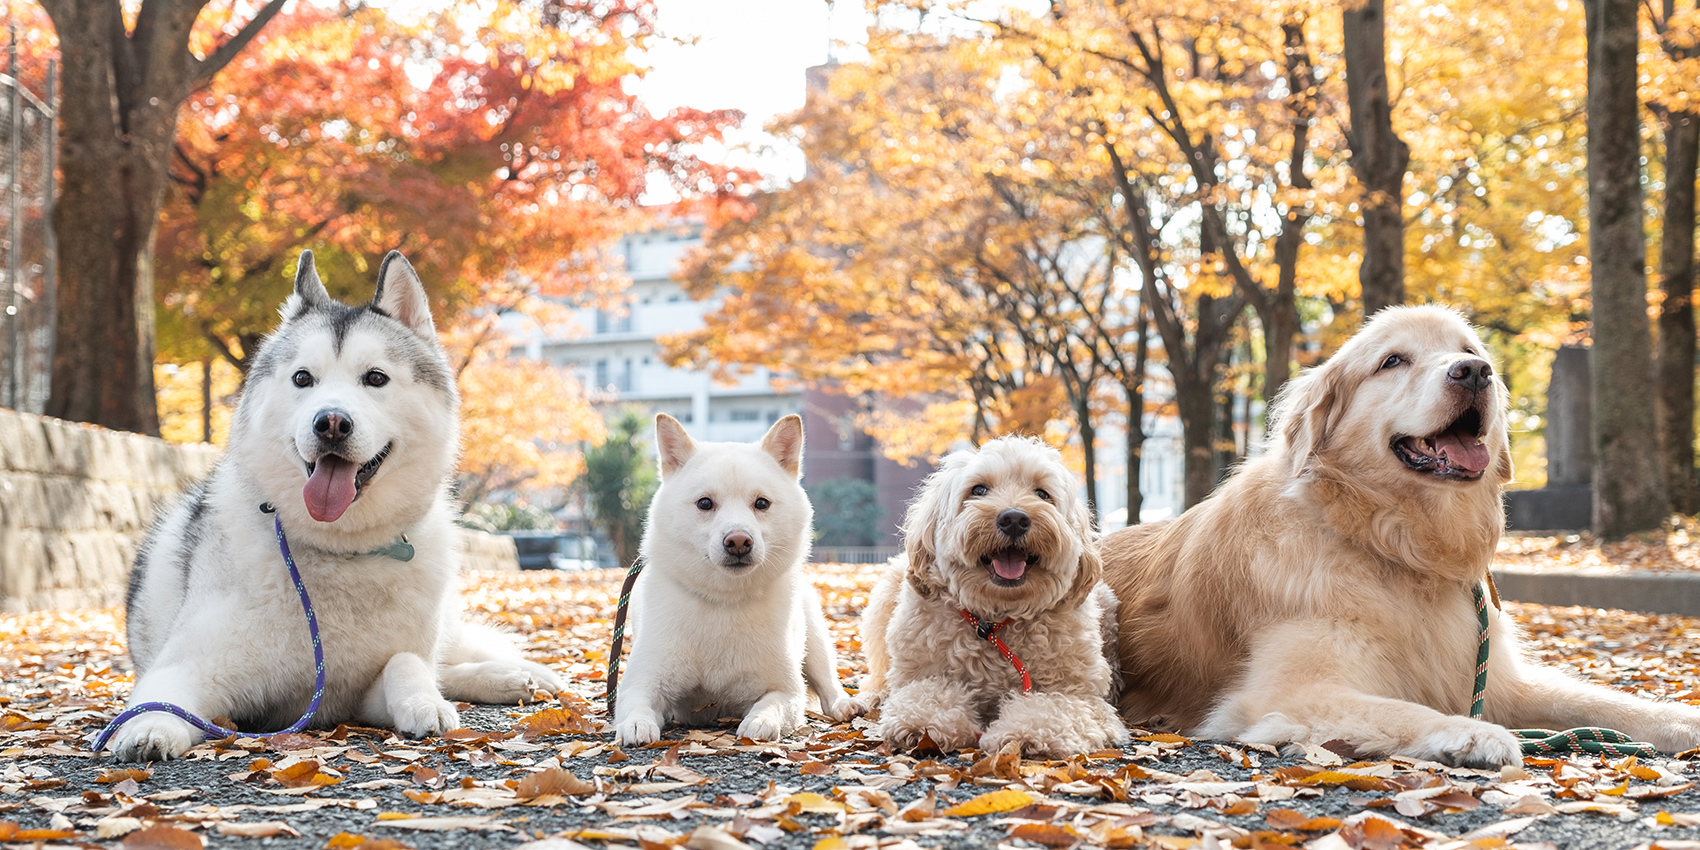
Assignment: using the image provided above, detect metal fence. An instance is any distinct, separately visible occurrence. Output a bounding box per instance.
[0,32,56,414]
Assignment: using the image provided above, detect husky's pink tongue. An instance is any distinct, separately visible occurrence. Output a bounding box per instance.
[991,554,1028,581]
[304,456,358,522]
[1434,431,1491,474]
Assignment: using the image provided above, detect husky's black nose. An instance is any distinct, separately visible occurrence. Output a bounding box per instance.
[723,531,753,558]
[314,409,354,440]
[1447,358,1493,393]
[997,508,1030,537]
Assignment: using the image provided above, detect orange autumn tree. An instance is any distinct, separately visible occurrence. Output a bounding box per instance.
[150,1,755,500]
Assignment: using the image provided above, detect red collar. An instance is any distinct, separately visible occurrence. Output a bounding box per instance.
[958,609,1032,693]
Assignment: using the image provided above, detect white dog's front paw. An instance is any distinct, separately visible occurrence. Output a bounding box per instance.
[444,661,564,704]
[880,710,979,751]
[818,689,866,723]
[393,695,458,738]
[738,703,799,741]
[615,710,664,746]
[107,713,202,762]
[1414,717,1522,768]
[521,661,567,695]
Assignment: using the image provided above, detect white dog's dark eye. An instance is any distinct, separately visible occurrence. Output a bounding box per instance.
[754,497,771,511]
[363,369,389,388]
[292,369,314,388]
[1380,354,1404,370]
[970,484,988,497]
[1035,488,1052,501]
[696,497,714,511]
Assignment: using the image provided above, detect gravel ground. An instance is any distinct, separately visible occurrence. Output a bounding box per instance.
[3,568,1700,849]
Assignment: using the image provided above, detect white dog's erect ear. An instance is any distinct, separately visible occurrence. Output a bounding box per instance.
[372,251,436,340]
[283,250,331,319]
[655,413,697,478]
[761,414,804,478]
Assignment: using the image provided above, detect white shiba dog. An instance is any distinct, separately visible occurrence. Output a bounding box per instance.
[612,413,861,745]
[110,250,563,761]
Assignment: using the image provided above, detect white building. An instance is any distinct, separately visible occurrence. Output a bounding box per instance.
[518,222,803,444]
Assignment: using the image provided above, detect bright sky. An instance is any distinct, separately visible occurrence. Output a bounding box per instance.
[627,0,871,187]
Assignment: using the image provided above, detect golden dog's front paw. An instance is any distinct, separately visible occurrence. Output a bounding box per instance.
[1415,717,1522,768]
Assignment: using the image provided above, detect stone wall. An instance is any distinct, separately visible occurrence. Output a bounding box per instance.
[0,409,219,612]
[0,408,516,612]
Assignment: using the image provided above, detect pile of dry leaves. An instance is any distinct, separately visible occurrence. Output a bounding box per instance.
[0,565,1698,850]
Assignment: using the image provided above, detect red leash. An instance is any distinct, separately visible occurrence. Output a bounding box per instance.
[958,610,1032,693]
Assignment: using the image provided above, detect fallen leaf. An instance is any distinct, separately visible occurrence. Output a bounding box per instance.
[97,768,151,784]
[516,768,595,798]
[121,824,204,849]
[943,788,1035,817]
[217,821,301,838]
[1009,822,1083,847]
[513,707,595,737]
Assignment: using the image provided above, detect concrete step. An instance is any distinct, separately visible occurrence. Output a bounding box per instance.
[1493,566,1700,617]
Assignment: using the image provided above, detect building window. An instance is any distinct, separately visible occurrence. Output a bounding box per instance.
[729,409,760,422]
[618,358,635,393]
[594,359,609,388]
[595,306,633,335]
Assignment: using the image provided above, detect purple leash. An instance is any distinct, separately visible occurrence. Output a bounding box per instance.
[92,506,327,754]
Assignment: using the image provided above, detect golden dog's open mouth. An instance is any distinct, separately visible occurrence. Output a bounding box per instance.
[980,548,1034,587]
[1391,406,1488,481]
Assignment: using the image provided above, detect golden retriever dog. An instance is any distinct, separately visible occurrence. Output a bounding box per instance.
[859,437,1128,757]
[1104,305,1700,767]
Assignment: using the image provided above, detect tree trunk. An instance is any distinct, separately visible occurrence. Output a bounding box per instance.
[1657,110,1700,514]
[1177,365,1217,508]
[200,357,213,443]
[1124,300,1150,525]
[1343,0,1410,320]
[39,0,287,435]
[1078,397,1098,525]
[1586,0,1669,537]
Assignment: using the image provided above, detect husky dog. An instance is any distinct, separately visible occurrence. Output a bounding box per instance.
[110,250,563,761]
[612,414,862,745]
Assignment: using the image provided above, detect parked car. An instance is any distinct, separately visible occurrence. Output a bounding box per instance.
[504,532,609,571]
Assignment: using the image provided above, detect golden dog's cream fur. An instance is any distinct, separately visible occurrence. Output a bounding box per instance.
[1105,305,1700,767]
[860,437,1127,758]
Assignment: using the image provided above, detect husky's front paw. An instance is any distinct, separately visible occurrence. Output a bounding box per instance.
[615,710,664,746]
[107,714,201,762]
[441,661,564,704]
[1414,717,1522,768]
[393,695,459,738]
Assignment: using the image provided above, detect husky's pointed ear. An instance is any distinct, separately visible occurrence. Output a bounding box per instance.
[761,414,804,478]
[655,413,697,478]
[283,250,330,319]
[372,251,436,340]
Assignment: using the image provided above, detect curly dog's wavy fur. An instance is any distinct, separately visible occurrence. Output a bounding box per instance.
[859,437,1127,758]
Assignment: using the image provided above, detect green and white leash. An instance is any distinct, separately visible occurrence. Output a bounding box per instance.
[1470,580,1658,758]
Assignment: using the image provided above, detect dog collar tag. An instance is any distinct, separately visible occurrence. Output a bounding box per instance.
[365,536,415,562]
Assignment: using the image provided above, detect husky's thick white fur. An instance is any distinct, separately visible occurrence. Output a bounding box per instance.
[111,251,562,761]
[612,414,861,745]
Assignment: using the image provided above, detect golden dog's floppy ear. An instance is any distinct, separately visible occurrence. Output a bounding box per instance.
[902,453,968,599]
[1058,493,1103,611]
[1276,360,1350,479]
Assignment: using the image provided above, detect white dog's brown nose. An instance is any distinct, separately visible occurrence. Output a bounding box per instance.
[723,532,753,557]
[997,508,1030,537]
[1447,358,1493,393]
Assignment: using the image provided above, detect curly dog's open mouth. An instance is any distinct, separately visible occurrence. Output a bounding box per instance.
[980,548,1035,587]
[1391,406,1488,481]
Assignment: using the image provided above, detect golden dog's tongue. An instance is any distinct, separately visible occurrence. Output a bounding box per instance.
[991,554,1027,581]
[304,456,358,522]
[1435,431,1490,474]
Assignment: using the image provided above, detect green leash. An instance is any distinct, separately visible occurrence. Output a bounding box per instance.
[603,557,646,715]
[1470,581,1659,758]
